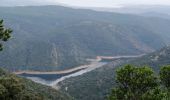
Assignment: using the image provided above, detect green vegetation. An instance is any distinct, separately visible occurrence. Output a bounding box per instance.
[0,68,73,100]
[0,74,26,99]
[59,60,124,100]
[1,6,170,71]
[60,46,170,100]
[130,46,170,71]
[0,69,43,100]
[0,5,170,100]
[160,65,170,90]
[0,19,12,51]
[108,65,170,100]
[0,20,72,100]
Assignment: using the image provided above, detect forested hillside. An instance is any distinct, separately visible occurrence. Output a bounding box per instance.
[131,46,170,70]
[0,68,73,100]
[59,46,170,100]
[0,6,170,71]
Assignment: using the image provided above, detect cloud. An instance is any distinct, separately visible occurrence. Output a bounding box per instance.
[55,0,170,7]
[1,0,170,7]
[0,0,58,6]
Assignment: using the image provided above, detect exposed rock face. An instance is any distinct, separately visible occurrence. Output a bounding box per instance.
[51,43,59,66]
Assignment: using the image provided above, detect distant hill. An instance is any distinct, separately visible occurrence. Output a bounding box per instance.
[90,5,170,20]
[0,6,170,71]
[89,5,170,14]
[59,46,170,100]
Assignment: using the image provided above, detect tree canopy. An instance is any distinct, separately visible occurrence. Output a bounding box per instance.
[0,75,24,99]
[0,20,44,100]
[160,65,170,90]
[108,65,170,100]
[0,69,44,100]
[0,19,12,51]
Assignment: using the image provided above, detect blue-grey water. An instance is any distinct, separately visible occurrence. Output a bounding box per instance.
[18,62,107,87]
[19,68,85,81]
[18,55,143,88]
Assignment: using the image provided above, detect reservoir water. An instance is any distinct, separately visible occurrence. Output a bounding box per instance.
[19,62,107,88]
[18,55,144,88]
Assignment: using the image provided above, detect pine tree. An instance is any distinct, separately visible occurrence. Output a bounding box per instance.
[0,19,12,51]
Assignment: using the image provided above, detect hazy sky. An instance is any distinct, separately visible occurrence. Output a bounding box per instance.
[1,0,170,7]
[56,0,170,7]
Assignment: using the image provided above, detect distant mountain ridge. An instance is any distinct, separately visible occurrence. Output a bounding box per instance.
[88,5,170,20]
[88,5,170,14]
[0,5,169,71]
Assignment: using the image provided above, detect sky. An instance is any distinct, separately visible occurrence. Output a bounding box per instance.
[55,0,170,7]
[1,0,170,7]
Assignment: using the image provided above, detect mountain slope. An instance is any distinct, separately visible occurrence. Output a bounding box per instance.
[0,6,169,71]
[0,68,73,100]
[131,46,170,71]
[59,46,170,100]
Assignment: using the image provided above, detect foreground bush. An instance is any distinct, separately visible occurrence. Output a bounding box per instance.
[108,65,170,100]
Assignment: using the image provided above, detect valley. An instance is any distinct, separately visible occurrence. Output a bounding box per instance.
[0,5,168,71]
[16,55,144,89]
[0,4,170,100]
[59,46,170,100]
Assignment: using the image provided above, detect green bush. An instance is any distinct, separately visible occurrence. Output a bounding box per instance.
[108,65,170,100]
